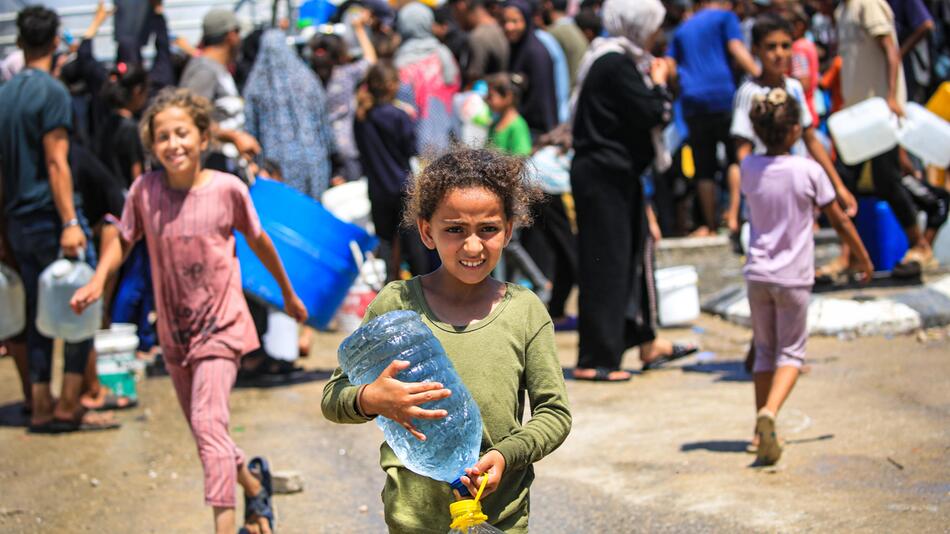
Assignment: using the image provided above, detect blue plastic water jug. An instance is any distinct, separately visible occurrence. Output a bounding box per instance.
[337,310,482,493]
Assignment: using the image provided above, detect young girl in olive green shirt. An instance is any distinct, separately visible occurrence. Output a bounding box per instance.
[322,149,571,533]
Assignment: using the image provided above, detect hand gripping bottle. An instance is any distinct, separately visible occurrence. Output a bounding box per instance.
[337,310,482,495]
[448,475,504,534]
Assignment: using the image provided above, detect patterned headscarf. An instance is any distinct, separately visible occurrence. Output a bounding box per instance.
[243,30,334,199]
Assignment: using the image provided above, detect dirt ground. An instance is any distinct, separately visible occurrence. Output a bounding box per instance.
[0,314,947,533]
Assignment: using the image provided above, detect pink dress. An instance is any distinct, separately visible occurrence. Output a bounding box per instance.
[118,170,262,366]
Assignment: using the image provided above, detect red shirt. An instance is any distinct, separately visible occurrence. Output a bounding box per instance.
[790,38,820,125]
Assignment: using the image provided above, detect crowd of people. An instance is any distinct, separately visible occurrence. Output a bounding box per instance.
[1,0,949,531]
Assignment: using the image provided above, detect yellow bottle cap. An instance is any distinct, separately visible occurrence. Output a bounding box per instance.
[448,473,490,530]
[449,499,488,529]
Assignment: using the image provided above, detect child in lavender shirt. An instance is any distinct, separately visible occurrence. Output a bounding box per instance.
[740,88,871,466]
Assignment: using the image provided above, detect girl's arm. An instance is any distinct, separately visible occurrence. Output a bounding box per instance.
[803,127,858,216]
[244,230,308,323]
[485,319,572,484]
[821,201,873,280]
[70,229,133,314]
[352,9,377,65]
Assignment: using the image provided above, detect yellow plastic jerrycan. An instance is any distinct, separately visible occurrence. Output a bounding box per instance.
[926,81,950,122]
[448,476,503,534]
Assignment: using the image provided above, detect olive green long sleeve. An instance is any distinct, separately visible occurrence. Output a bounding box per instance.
[320,279,572,533]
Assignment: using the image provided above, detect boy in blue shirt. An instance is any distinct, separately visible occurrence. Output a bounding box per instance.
[667,0,759,235]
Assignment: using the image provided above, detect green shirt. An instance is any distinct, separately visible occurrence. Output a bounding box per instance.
[489,115,533,156]
[322,278,572,533]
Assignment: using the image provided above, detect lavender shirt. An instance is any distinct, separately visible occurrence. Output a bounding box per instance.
[741,155,836,287]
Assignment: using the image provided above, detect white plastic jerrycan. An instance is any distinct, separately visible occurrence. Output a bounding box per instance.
[36,251,101,342]
[897,102,950,169]
[0,262,26,339]
[828,97,900,165]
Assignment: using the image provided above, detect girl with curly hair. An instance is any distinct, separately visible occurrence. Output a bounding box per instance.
[322,148,571,532]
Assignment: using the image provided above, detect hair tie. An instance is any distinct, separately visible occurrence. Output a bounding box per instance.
[117,62,128,75]
[767,88,788,106]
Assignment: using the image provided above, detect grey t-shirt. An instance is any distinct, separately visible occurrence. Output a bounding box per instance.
[179,56,246,132]
[466,22,509,83]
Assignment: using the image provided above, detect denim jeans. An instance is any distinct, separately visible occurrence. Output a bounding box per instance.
[5,212,96,383]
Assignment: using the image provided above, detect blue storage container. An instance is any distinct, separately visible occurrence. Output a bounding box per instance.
[854,196,908,272]
[236,178,378,329]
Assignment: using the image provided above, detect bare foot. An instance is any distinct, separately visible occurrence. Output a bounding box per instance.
[689,226,712,238]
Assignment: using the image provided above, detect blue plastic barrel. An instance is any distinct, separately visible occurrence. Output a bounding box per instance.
[235,178,378,329]
[854,196,908,272]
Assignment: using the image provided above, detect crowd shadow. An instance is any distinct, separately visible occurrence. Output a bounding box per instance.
[680,360,751,382]
[0,401,28,428]
[234,368,335,389]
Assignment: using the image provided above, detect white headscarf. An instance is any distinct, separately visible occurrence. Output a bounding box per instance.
[571,0,671,171]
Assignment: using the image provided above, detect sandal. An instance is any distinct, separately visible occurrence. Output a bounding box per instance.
[572,367,632,382]
[245,457,276,532]
[83,388,138,412]
[815,258,850,284]
[641,343,699,371]
[894,247,938,278]
[28,412,121,434]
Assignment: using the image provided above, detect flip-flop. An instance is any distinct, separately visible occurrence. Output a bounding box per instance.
[28,415,121,434]
[85,391,138,412]
[572,367,632,382]
[245,457,276,532]
[641,343,699,371]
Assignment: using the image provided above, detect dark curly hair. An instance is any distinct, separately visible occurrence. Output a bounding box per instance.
[749,88,801,151]
[402,148,544,228]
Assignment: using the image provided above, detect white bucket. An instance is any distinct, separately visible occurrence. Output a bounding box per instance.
[655,266,700,327]
[828,97,899,165]
[262,310,299,362]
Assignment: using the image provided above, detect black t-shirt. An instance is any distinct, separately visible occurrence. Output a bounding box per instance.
[0,68,79,219]
[71,143,125,226]
[95,112,145,188]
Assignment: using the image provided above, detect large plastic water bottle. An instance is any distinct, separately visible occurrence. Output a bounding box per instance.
[36,252,101,342]
[0,262,26,339]
[338,310,482,493]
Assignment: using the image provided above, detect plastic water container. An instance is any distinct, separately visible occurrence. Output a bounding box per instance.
[926,81,950,121]
[94,323,140,400]
[897,102,950,168]
[321,179,373,231]
[235,178,378,330]
[338,310,482,493]
[655,266,700,327]
[262,311,299,362]
[36,253,101,342]
[448,477,503,533]
[855,196,909,271]
[0,262,26,340]
[933,223,950,265]
[828,97,899,165]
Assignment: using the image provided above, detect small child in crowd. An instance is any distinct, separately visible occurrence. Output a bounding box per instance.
[725,14,857,239]
[71,88,308,534]
[741,89,871,466]
[322,148,572,532]
[353,61,429,281]
[486,73,532,156]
